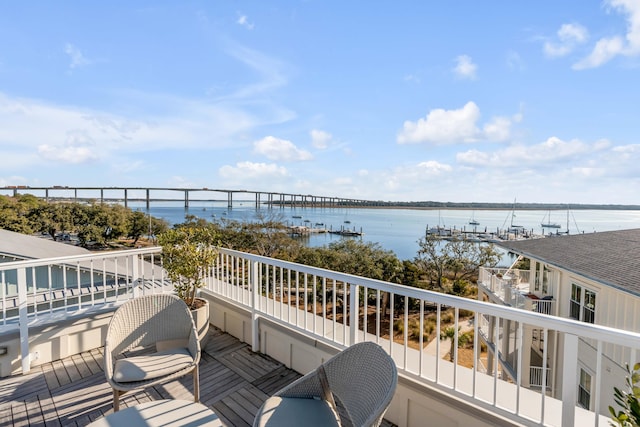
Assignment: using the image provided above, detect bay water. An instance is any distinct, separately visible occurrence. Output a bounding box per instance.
[131,201,640,265]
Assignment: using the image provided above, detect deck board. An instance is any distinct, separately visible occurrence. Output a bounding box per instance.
[0,326,396,426]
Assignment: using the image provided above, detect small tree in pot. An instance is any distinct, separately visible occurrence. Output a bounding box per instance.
[159,226,218,308]
[158,226,218,343]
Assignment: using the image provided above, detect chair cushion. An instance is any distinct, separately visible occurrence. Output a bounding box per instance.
[113,347,194,383]
[255,396,339,427]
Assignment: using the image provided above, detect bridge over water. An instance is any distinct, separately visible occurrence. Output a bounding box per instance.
[0,186,380,209]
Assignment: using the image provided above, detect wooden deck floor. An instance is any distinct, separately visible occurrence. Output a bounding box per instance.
[0,327,395,426]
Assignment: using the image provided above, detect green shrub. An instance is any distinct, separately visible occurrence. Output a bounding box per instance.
[610,363,640,427]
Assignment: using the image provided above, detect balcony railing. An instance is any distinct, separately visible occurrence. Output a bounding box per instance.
[530,366,552,390]
[2,247,640,426]
[479,267,556,315]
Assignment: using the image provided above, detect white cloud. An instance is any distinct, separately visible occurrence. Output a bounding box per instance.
[506,51,525,71]
[416,160,453,174]
[343,161,454,199]
[64,43,91,69]
[482,117,513,142]
[397,102,515,145]
[167,176,196,188]
[398,102,480,144]
[452,55,477,79]
[456,136,604,168]
[0,175,28,187]
[37,128,100,164]
[237,14,254,30]
[543,23,589,57]
[0,91,279,171]
[310,129,332,149]
[332,176,353,186]
[38,144,99,163]
[253,136,312,161]
[573,36,625,69]
[219,161,288,180]
[613,143,640,155]
[223,43,288,99]
[574,0,640,69]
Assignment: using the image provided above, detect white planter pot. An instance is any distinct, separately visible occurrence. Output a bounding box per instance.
[190,298,210,346]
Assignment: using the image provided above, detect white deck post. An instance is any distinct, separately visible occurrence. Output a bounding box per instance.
[562,333,578,426]
[131,254,140,298]
[349,283,359,346]
[17,267,30,374]
[251,260,260,352]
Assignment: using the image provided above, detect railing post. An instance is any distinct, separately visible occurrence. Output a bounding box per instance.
[562,333,578,426]
[17,267,30,374]
[131,254,140,298]
[349,283,359,345]
[251,260,260,352]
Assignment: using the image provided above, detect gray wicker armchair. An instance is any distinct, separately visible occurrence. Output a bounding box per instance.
[253,341,397,427]
[104,294,201,411]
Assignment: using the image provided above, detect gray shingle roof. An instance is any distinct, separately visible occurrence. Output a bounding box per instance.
[0,228,90,260]
[497,228,640,297]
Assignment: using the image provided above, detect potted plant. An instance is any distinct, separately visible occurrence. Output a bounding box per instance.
[158,226,218,344]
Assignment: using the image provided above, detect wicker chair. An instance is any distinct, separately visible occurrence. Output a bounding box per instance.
[253,341,397,427]
[104,294,201,411]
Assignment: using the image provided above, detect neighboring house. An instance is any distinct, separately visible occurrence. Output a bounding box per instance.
[477,228,640,415]
[0,229,164,319]
[0,229,94,306]
[0,228,89,262]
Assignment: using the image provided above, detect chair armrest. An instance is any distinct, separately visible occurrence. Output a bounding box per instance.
[275,368,324,399]
[188,329,201,363]
[104,339,114,378]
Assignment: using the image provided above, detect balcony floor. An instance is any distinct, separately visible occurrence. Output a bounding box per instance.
[0,327,396,426]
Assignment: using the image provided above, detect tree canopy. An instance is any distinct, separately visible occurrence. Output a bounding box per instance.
[414,234,500,295]
[0,195,168,247]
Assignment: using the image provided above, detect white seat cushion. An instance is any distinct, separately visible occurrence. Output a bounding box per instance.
[88,400,222,427]
[113,347,194,383]
[255,396,339,427]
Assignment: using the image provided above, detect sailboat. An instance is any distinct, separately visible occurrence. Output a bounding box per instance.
[469,210,480,226]
[506,199,524,232]
[498,200,526,240]
[541,210,561,229]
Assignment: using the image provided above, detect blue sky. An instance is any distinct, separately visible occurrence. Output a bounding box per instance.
[1,1,640,204]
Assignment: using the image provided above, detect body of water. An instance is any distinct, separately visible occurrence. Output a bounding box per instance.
[130,202,640,264]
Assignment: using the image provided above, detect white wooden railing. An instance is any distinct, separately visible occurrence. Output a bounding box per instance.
[479,267,557,314]
[2,247,640,426]
[205,248,640,426]
[0,247,168,372]
[530,366,552,390]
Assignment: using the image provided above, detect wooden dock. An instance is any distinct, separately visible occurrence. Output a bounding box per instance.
[0,327,395,426]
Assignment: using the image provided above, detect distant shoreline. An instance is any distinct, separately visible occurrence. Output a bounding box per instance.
[272,202,640,211]
[4,193,639,211]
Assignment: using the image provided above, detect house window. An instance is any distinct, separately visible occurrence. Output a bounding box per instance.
[570,284,596,324]
[578,368,592,409]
